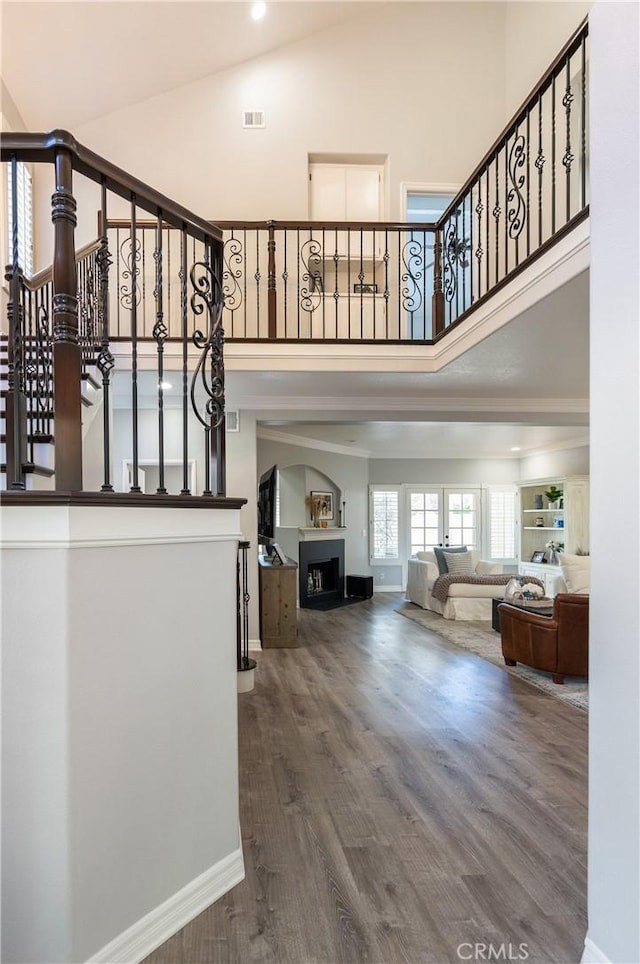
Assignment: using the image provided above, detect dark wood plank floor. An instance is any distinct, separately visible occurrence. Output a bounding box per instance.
[145,593,587,964]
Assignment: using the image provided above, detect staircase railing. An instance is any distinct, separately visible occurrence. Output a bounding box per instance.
[1,130,229,500]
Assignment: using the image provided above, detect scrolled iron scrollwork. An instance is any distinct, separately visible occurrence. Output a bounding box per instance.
[119,234,142,310]
[443,221,470,304]
[189,260,225,432]
[221,237,244,311]
[300,238,323,313]
[507,133,527,240]
[401,237,425,313]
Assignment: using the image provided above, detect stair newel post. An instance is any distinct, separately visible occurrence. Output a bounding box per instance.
[432,225,445,338]
[51,147,83,490]
[267,220,277,339]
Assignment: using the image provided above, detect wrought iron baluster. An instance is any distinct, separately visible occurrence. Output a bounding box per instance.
[141,223,147,335]
[359,229,364,340]
[536,91,545,248]
[296,228,300,338]
[347,230,351,339]
[116,226,121,336]
[493,155,501,286]
[469,191,473,311]
[373,228,377,337]
[97,179,114,492]
[255,229,261,338]
[333,228,339,336]
[282,230,288,336]
[485,166,490,294]
[129,196,141,492]
[180,226,189,494]
[154,211,167,493]
[505,137,510,276]
[552,72,557,235]
[563,54,574,223]
[383,229,389,339]
[526,112,531,258]
[581,34,587,210]
[475,175,484,302]
[321,228,326,339]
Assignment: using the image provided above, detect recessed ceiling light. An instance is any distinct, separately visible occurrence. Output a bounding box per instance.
[510,446,521,452]
[159,381,172,390]
[251,2,267,21]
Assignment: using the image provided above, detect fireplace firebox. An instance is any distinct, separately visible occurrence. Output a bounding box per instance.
[299,539,345,608]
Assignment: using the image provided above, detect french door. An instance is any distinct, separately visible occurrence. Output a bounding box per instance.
[408,487,481,554]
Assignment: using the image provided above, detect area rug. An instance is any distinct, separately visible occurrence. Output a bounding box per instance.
[395,601,588,712]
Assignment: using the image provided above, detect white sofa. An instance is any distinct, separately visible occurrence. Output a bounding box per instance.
[406,549,503,620]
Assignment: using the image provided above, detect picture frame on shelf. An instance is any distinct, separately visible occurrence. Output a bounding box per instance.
[310,491,334,521]
[270,543,288,565]
[531,550,547,563]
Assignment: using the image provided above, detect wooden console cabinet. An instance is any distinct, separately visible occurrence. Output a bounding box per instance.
[258,556,298,648]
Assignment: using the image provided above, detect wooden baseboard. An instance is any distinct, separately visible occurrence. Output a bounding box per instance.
[87,847,245,964]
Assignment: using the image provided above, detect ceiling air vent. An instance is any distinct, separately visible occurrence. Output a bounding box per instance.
[226,410,240,433]
[243,109,265,129]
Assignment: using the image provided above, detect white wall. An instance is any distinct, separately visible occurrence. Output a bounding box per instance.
[518,444,589,482]
[1,505,244,963]
[369,456,517,485]
[584,4,639,963]
[504,1,592,117]
[73,3,508,222]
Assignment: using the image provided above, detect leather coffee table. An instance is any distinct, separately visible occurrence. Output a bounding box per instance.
[492,596,554,632]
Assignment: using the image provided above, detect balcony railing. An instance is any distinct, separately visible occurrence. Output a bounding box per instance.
[102,20,588,345]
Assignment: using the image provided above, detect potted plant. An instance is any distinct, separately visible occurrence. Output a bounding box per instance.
[544,485,563,509]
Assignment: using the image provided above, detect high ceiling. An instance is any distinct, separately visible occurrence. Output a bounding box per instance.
[1,1,386,130]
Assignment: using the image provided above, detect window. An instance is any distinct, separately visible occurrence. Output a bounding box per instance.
[6,160,33,277]
[409,490,441,553]
[447,490,478,548]
[370,487,400,562]
[487,487,517,561]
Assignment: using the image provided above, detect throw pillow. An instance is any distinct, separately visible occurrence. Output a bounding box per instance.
[443,550,474,575]
[560,553,590,594]
[433,545,467,574]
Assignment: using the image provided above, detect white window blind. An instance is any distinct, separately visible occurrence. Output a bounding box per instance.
[488,489,517,560]
[6,161,33,277]
[370,488,399,561]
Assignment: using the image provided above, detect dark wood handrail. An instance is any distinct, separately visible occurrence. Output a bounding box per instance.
[105,217,438,233]
[1,129,222,244]
[24,238,101,291]
[437,17,589,226]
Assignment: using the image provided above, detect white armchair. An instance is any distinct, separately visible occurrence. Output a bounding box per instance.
[406,549,503,621]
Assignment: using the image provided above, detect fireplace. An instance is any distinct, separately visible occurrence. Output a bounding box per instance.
[299,539,345,608]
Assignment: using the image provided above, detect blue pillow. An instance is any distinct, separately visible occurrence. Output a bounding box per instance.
[433,545,467,575]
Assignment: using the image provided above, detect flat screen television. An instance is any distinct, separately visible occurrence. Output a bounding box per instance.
[257,464,277,543]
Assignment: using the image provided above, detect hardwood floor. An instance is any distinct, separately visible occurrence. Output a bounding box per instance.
[144,593,587,964]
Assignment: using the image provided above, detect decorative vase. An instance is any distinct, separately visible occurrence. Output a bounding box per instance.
[321,520,328,528]
[550,549,559,565]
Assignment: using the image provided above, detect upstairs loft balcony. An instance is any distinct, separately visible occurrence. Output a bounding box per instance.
[0,20,589,496]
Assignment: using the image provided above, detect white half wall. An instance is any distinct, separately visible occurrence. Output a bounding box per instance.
[585,3,640,963]
[1,505,244,963]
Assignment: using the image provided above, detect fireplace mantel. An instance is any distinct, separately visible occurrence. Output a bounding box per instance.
[298,527,347,541]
